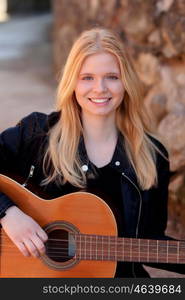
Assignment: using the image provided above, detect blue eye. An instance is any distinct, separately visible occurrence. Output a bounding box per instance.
[82,76,93,80]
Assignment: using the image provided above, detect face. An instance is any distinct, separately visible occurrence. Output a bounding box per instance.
[74,52,125,119]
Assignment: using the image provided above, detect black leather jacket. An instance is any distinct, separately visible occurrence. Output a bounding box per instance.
[0,111,184,277]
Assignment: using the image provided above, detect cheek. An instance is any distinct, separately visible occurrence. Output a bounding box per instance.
[75,82,92,97]
[111,83,125,98]
[74,85,90,107]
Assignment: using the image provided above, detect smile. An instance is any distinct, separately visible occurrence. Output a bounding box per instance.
[88,98,112,103]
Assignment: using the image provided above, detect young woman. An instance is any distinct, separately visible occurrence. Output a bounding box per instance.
[0,28,184,277]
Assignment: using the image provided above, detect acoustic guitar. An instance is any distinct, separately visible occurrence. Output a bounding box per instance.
[0,174,185,277]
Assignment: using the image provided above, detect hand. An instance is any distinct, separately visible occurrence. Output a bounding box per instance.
[1,206,48,258]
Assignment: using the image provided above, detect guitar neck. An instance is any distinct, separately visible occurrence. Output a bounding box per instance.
[75,234,185,264]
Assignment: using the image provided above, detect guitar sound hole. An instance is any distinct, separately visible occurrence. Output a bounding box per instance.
[45,229,76,263]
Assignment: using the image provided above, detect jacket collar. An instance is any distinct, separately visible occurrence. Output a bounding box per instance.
[47,112,138,185]
[47,111,61,129]
[78,132,138,184]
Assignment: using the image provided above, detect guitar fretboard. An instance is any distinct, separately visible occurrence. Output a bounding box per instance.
[74,234,185,264]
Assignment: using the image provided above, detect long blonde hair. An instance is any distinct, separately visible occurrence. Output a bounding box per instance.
[43,27,161,190]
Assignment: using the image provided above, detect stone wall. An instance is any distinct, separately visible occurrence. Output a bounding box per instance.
[52,0,185,232]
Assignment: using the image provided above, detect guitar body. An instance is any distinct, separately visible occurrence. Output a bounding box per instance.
[0,174,117,278]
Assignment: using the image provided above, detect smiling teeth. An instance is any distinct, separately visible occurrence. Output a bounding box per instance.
[90,98,110,103]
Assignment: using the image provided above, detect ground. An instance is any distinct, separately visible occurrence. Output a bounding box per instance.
[0,13,55,131]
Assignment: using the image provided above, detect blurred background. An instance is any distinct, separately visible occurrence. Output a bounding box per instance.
[0,0,185,277]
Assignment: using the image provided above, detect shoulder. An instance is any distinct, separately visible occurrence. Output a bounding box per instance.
[148,134,169,159]
[17,111,60,134]
[147,135,170,178]
[1,111,60,146]
[15,111,61,142]
[0,112,60,159]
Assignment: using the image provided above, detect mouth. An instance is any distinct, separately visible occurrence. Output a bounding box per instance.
[88,97,112,104]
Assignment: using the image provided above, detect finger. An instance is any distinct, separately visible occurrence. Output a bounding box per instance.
[23,238,40,258]
[16,241,30,257]
[36,229,48,242]
[33,234,46,255]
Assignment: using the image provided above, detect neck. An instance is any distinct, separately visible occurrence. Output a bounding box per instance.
[82,113,118,143]
[75,234,185,264]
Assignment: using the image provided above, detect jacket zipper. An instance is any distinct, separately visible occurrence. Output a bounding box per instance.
[22,165,35,187]
[121,172,142,278]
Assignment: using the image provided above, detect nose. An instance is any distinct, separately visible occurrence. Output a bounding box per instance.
[93,78,107,93]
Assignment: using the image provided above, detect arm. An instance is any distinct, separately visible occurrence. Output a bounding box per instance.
[143,141,185,274]
[0,113,48,256]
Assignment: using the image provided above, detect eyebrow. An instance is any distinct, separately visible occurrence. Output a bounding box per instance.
[79,72,120,76]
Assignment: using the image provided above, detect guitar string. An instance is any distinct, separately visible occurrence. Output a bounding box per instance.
[2,239,185,258]
[2,245,185,259]
[3,243,185,252]
[1,252,185,262]
[1,240,185,250]
[2,246,185,257]
[2,242,185,251]
[1,234,185,249]
[2,255,184,263]
[3,241,183,258]
[1,246,185,257]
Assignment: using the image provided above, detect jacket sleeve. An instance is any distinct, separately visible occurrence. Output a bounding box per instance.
[0,122,24,217]
[143,140,185,274]
[153,141,170,237]
[139,139,170,239]
[0,112,45,218]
